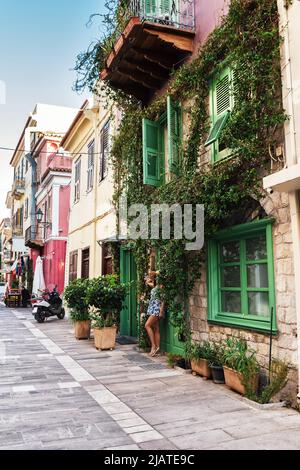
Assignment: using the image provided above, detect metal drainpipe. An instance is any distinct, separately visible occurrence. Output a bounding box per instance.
[24,125,43,233]
[24,152,37,233]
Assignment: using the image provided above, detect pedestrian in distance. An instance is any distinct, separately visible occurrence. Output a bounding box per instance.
[21,285,31,308]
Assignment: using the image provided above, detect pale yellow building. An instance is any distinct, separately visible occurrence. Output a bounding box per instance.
[62,97,119,284]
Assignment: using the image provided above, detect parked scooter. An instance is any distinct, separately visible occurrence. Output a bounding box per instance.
[32,286,65,323]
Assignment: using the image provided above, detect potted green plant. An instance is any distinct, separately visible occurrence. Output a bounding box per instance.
[64,279,91,340]
[209,343,226,384]
[223,338,260,395]
[187,341,214,379]
[166,353,178,369]
[87,275,128,351]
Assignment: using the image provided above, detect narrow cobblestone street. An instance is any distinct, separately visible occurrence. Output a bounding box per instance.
[1,303,300,450]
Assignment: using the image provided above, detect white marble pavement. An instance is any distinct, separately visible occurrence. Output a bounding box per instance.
[1,304,300,450]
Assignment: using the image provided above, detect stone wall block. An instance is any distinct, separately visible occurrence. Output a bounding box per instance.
[276,223,291,235]
[280,192,290,208]
[278,208,291,224]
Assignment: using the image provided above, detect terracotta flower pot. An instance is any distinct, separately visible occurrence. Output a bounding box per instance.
[224,366,259,395]
[191,359,212,379]
[74,320,91,340]
[94,326,117,351]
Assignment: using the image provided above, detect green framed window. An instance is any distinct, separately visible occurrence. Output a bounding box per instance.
[205,66,235,162]
[208,219,277,333]
[143,96,181,186]
[143,118,164,187]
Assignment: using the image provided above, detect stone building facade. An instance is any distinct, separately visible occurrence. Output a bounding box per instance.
[189,189,298,404]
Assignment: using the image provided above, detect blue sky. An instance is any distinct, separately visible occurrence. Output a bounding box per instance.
[0,0,106,218]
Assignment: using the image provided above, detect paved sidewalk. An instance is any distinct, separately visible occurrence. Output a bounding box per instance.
[1,304,300,450]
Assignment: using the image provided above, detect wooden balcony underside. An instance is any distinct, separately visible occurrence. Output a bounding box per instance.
[25,239,44,250]
[101,17,195,103]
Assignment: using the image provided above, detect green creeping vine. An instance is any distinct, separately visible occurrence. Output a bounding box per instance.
[76,0,286,345]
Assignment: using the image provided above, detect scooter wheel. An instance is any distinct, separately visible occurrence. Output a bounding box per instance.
[35,314,45,324]
[57,309,65,320]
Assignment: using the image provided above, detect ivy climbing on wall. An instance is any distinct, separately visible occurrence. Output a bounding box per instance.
[75,0,287,346]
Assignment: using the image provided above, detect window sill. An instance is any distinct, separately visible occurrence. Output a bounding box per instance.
[212,151,236,166]
[207,318,278,336]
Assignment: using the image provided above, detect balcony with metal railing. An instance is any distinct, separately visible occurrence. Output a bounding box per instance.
[101,0,195,103]
[3,250,13,264]
[25,225,44,249]
[12,178,25,199]
[12,225,23,237]
[128,0,195,30]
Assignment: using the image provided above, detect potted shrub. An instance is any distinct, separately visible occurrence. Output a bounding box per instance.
[64,279,91,340]
[87,275,127,351]
[209,343,225,384]
[187,341,214,379]
[91,312,118,351]
[223,338,260,395]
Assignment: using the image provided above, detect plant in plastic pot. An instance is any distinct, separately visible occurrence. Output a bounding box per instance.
[209,343,226,384]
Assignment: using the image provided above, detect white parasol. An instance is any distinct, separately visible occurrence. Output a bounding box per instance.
[32,256,46,295]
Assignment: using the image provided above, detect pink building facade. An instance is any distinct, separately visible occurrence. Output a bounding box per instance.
[25,137,72,295]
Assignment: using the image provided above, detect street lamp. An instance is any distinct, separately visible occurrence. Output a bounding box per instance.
[36,209,51,228]
[36,208,44,224]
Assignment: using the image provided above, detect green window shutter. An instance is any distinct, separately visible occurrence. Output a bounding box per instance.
[205,67,233,148]
[160,0,170,15]
[143,0,156,15]
[167,95,181,174]
[143,118,162,187]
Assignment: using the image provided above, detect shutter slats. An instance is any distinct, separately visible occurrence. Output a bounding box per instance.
[143,118,162,187]
[87,141,95,191]
[100,120,110,181]
[167,95,181,174]
[160,0,170,15]
[205,67,233,149]
[144,0,156,15]
[74,159,81,201]
[216,75,231,116]
[69,251,78,283]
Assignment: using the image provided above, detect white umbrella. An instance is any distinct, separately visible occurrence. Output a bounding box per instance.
[32,256,46,295]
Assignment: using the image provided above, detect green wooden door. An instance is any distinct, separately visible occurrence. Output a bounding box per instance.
[155,249,185,356]
[160,313,185,356]
[120,248,138,337]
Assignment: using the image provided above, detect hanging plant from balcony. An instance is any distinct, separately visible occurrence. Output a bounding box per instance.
[74,0,134,97]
